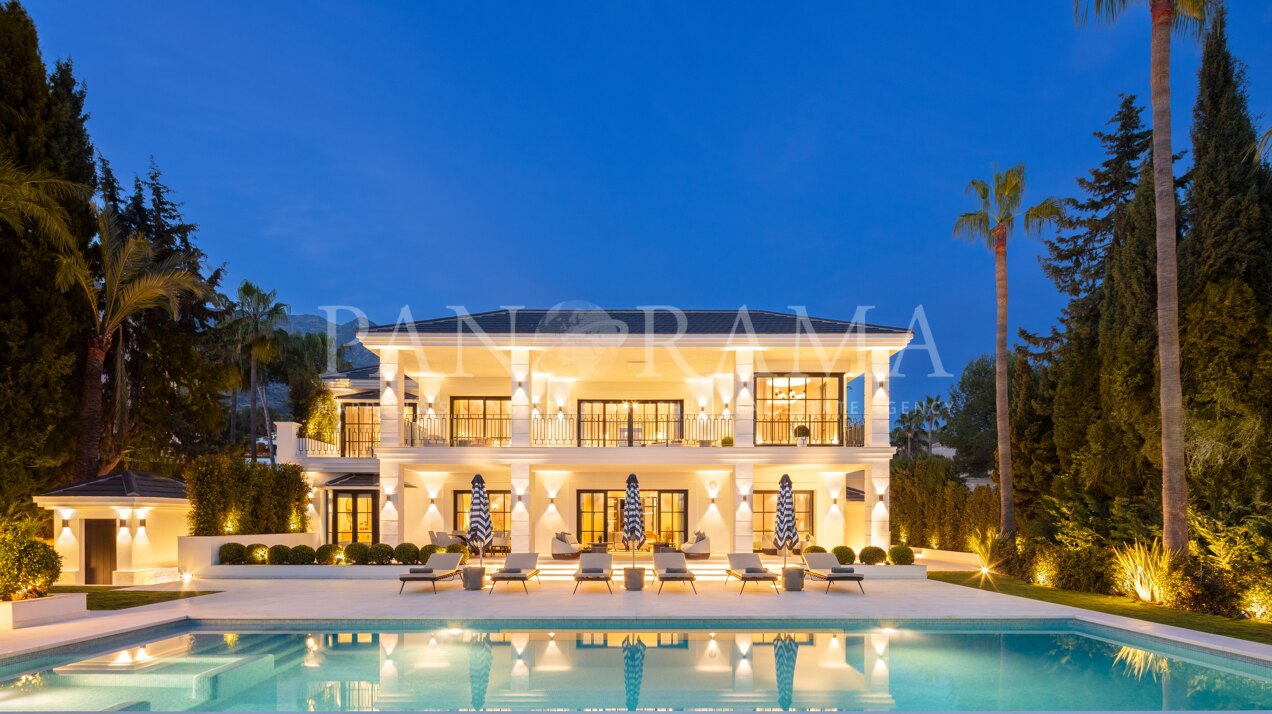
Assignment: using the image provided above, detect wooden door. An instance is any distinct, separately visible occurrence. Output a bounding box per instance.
[83,518,117,585]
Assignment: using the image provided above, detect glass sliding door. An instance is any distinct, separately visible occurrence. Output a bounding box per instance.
[329,490,378,544]
[454,490,512,534]
[576,489,689,547]
[577,400,683,446]
[752,490,815,547]
[450,397,511,446]
[754,374,844,445]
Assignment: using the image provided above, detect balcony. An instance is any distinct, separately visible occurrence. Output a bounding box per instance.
[755,417,864,447]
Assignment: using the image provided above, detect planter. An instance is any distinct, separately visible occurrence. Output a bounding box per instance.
[781,566,805,592]
[796,437,808,447]
[1,593,88,630]
[462,566,486,591]
[623,567,646,591]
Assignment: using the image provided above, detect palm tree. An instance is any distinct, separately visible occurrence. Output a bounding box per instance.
[920,396,947,454]
[955,164,1062,536]
[233,282,287,463]
[0,160,84,249]
[894,408,924,458]
[1074,0,1213,554]
[56,207,206,480]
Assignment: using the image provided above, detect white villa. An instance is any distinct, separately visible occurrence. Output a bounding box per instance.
[276,308,911,558]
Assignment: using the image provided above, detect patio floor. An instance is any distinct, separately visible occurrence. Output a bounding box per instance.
[3,573,1271,667]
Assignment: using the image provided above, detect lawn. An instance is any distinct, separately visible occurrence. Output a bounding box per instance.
[928,571,1272,646]
[50,586,218,611]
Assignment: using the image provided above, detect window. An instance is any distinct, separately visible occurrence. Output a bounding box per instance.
[578,400,683,446]
[576,489,689,547]
[329,491,378,544]
[453,490,512,534]
[752,490,815,545]
[450,398,511,446]
[754,375,843,445]
[340,402,416,456]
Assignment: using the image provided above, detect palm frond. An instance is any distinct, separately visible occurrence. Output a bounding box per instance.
[1024,197,1065,236]
[104,269,205,335]
[1073,0,1130,27]
[0,160,88,250]
[954,210,991,246]
[1173,0,1216,39]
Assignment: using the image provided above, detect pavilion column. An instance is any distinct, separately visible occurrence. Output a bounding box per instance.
[379,351,403,448]
[862,456,890,548]
[863,349,892,447]
[511,463,531,552]
[510,348,531,447]
[733,463,754,553]
[380,460,403,545]
[733,349,755,447]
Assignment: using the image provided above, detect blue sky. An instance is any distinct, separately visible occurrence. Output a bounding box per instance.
[28,2,1272,406]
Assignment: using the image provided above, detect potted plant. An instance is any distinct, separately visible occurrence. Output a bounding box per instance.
[793,424,810,447]
[720,435,734,447]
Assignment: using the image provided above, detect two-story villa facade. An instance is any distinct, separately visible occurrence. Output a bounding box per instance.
[276,308,911,556]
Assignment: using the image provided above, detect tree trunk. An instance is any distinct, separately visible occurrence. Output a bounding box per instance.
[1150,0,1188,554]
[260,384,277,468]
[994,231,1015,536]
[229,388,238,443]
[74,335,110,481]
[249,356,258,463]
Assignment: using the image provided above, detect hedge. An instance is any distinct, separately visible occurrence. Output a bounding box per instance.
[186,455,309,536]
[889,455,998,552]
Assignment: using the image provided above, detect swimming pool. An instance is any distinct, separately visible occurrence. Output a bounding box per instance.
[0,619,1268,711]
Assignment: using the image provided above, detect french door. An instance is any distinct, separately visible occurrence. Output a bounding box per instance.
[576,489,688,547]
[329,490,378,544]
[577,400,683,446]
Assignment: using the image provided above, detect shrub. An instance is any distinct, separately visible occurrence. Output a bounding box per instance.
[344,542,370,565]
[368,543,394,565]
[394,542,420,565]
[445,543,469,565]
[967,527,999,572]
[888,544,915,565]
[1160,557,1241,617]
[720,435,734,447]
[420,543,442,561]
[0,529,61,601]
[290,545,317,564]
[245,543,269,565]
[831,546,856,565]
[793,425,811,439]
[218,542,246,565]
[187,456,310,536]
[859,546,886,565]
[804,545,827,554]
[316,544,343,565]
[1112,540,1172,603]
[1241,580,1272,621]
[267,544,292,565]
[1046,545,1113,594]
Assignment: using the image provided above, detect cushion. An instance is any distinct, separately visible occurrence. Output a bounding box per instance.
[565,533,579,544]
[665,567,687,574]
[582,567,604,574]
[831,566,855,574]
[409,567,434,574]
[499,568,522,574]
[745,566,766,574]
[554,532,566,542]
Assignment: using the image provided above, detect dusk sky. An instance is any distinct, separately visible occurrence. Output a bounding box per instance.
[28,2,1272,406]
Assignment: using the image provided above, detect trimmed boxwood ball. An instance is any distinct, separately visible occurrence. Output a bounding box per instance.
[218,542,246,565]
[804,545,827,554]
[368,543,394,565]
[344,542,370,565]
[420,543,441,561]
[267,544,292,565]
[859,546,887,565]
[316,544,343,565]
[245,543,269,564]
[832,546,856,565]
[393,542,420,565]
[0,532,61,600]
[290,545,317,564]
[888,544,915,565]
[445,543,469,565]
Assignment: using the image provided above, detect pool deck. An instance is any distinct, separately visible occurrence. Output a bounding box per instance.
[2,573,1270,668]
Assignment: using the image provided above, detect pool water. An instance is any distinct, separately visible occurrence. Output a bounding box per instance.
[0,620,1269,711]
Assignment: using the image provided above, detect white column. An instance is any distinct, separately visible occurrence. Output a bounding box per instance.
[275,422,299,463]
[511,463,531,552]
[863,349,891,447]
[380,461,403,545]
[53,512,82,584]
[510,349,531,447]
[862,457,890,548]
[733,463,754,553]
[379,351,403,448]
[733,350,755,447]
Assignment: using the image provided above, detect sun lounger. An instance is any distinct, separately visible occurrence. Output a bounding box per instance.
[572,553,613,594]
[488,553,541,594]
[653,552,697,593]
[725,553,780,593]
[803,552,865,593]
[398,552,463,593]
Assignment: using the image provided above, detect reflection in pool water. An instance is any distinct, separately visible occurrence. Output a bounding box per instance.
[0,625,1269,711]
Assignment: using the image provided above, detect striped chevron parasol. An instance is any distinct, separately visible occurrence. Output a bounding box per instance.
[622,473,646,567]
[622,634,647,711]
[773,473,799,567]
[467,473,493,565]
[468,633,492,711]
[773,633,799,711]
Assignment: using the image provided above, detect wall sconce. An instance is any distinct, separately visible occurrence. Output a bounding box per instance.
[877,494,884,502]
[515,380,524,390]
[711,497,716,505]
[138,516,147,529]
[516,493,523,503]
[549,496,555,505]
[833,496,839,506]
[117,519,128,533]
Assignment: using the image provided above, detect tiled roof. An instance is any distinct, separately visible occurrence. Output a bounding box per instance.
[41,471,187,499]
[324,364,379,379]
[322,473,380,489]
[336,390,418,401]
[364,309,908,336]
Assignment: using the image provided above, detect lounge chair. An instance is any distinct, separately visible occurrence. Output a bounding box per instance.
[653,552,697,593]
[552,532,583,560]
[803,552,865,593]
[725,553,780,593]
[679,531,711,560]
[488,553,541,594]
[572,553,613,594]
[430,531,462,548]
[398,552,463,593]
